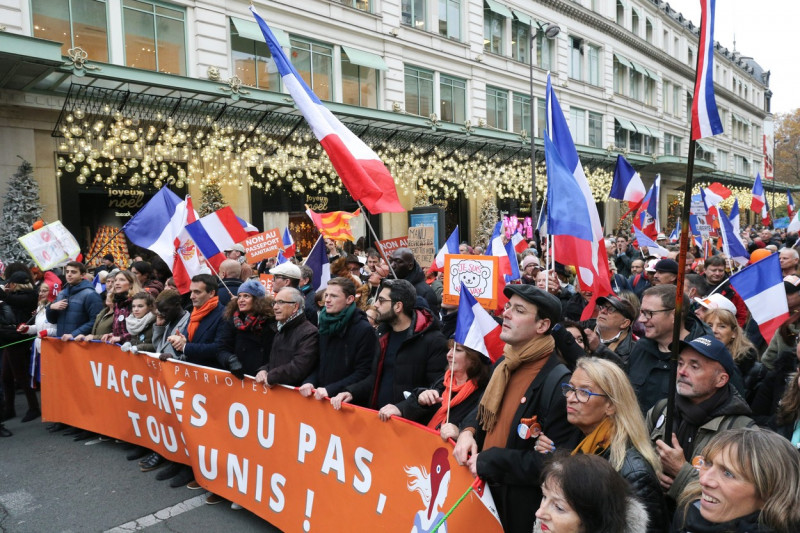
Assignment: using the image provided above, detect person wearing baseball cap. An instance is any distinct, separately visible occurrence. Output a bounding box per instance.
[693,293,737,323]
[225,243,246,264]
[452,284,580,532]
[646,334,754,505]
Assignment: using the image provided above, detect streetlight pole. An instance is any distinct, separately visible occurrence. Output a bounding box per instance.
[529,21,560,229]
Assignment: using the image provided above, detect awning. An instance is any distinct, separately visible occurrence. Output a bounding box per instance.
[631,61,649,76]
[732,113,751,125]
[512,10,532,26]
[695,140,713,153]
[614,53,633,69]
[646,68,661,81]
[484,0,513,19]
[341,46,388,71]
[231,17,291,48]
[615,118,637,132]
[633,122,655,137]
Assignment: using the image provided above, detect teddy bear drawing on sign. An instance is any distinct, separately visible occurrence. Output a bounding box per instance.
[450,260,491,298]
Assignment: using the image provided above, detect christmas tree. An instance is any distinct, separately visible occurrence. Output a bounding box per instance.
[199,179,226,217]
[0,159,44,264]
[476,193,498,248]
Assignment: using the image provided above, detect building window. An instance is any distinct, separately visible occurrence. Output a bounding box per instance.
[587,45,600,86]
[405,66,434,117]
[645,18,653,43]
[664,133,681,156]
[486,87,508,130]
[511,20,530,64]
[342,53,378,108]
[536,31,553,70]
[123,0,186,75]
[672,85,681,118]
[629,69,641,101]
[440,75,466,123]
[588,111,602,148]
[570,106,587,145]
[644,77,655,106]
[629,132,642,153]
[631,9,639,36]
[484,9,505,55]
[663,30,670,53]
[613,57,626,95]
[513,93,530,134]
[537,98,546,137]
[695,143,714,163]
[291,38,333,100]
[734,155,750,175]
[673,37,679,58]
[230,21,280,91]
[32,0,109,61]
[687,47,694,66]
[615,123,627,150]
[643,135,656,155]
[438,0,461,40]
[569,37,583,81]
[341,0,372,12]
[402,0,425,29]
[717,150,728,171]
[616,0,625,25]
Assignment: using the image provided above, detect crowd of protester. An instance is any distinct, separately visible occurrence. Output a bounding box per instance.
[2,226,800,531]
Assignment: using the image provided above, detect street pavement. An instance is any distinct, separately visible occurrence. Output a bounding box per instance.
[0,394,282,532]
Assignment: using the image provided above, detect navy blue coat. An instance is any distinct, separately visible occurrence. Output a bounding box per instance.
[180,304,224,368]
[45,280,104,337]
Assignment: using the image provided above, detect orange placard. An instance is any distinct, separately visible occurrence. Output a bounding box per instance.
[259,274,275,296]
[377,236,408,262]
[240,228,282,263]
[442,254,500,310]
[41,340,503,533]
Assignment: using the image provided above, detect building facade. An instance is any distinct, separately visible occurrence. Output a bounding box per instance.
[0,0,776,258]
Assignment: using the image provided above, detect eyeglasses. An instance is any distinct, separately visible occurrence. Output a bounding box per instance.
[597,304,619,314]
[560,383,608,403]
[272,275,289,281]
[376,296,393,305]
[639,308,674,320]
[272,300,294,306]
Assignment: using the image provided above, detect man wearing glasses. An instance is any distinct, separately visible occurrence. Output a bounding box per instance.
[452,285,575,533]
[626,284,700,413]
[255,287,318,387]
[586,295,638,366]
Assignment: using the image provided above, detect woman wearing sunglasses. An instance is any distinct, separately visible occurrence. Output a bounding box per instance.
[536,357,668,533]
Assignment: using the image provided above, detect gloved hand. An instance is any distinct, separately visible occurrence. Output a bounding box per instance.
[120,342,132,352]
[226,354,244,380]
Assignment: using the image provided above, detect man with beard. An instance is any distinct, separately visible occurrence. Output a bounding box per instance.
[703,255,747,327]
[330,279,447,413]
[388,248,440,313]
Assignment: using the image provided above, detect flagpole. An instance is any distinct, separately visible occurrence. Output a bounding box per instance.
[85,227,125,266]
[445,355,455,425]
[356,200,399,280]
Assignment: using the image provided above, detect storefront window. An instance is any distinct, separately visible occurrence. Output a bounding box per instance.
[123,0,185,75]
[341,55,378,108]
[230,22,280,91]
[405,66,434,117]
[33,0,109,62]
[440,75,466,123]
[486,87,508,130]
[291,38,333,101]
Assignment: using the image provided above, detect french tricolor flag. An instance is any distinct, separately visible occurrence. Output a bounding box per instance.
[718,208,749,267]
[123,187,187,267]
[282,227,296,258]
[486,222,520,283]
[510,232,528,254]
[544,74,612,320]
[610,155,646,214]
[251,7,404,214]
[787,190,796,219]
[430,226,459,273]
[751,172,768,219]
[184,206,249,271]
[454,282,504,363]
[691,0,723,140]
[304,236,330,291]
[729,253,788,343]
[633,176,660,240]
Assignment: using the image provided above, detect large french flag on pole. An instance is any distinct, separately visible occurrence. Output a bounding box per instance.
[430,226,460,273]
[250,7,404,214]
[728,253,788,343]
[750,173,769,224]
[454,282,504,363]
[610,155,646,214]
[184,207,249,272]
[304,236,331,291]
[486,222,520,283]
[718,208,749,266]
[544,74,612,319]
[282,227,296,258]
[123,188,186,265]
[691,0,723,140]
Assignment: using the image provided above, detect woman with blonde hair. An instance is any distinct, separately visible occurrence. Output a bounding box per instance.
[101,270,142,345]
[704,308,760,401]
[674,427,800,533]
[537,357,668,533]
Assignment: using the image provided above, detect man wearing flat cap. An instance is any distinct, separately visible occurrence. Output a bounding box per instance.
[651,258,679,286]
[585,294,638,366]
[646,335,753,503]
[453,285,579,533]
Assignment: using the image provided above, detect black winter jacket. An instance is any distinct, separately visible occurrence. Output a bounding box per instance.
[346,307,448,408]
[603,446,669,533]
[258,313,318,386]
[216,315,276,376]
[401,262,440,314]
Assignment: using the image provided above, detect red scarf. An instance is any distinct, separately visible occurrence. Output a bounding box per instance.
[187,296,219,341]
[427,369,478,430]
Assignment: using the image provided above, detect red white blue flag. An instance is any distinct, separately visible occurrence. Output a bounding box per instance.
[282,227,296,258]
[544,74,612,319]
[728,253,787,343]
[633,176,660,240]
[751,173,767,217]
[431,226,460,273]
[250,7,404,214]
[610,154,646,214]
[691,0,723,140]
[184,206,249,272]
[454,282,504,363]
[486,222,520,283]
[788,190,796,219]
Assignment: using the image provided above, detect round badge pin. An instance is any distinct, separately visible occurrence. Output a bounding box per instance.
[517,423,531,440]
[655,413,665,429]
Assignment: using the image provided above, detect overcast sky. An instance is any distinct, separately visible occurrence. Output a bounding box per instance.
[663,0,798,115]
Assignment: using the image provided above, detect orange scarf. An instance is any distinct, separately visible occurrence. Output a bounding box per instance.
[187,296,219,341]
[572,416,613,456]
[427,370,478,430]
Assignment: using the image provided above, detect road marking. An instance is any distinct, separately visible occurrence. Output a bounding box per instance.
[103,494,208,532]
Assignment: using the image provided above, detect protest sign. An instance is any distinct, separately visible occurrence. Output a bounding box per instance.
[408,226,435,269]
[241,228,282,263]
[441,255,500,310]
[377,236,408,262]
[41,341,502,533]
[259,274,275,296]
[18,221,81,270]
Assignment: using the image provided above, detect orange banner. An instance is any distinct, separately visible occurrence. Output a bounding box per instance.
[41,340,502,532]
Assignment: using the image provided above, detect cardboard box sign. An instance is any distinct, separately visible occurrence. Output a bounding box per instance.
[240,228,282,262]
[407,226,435,270]
[442,254,500,310]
